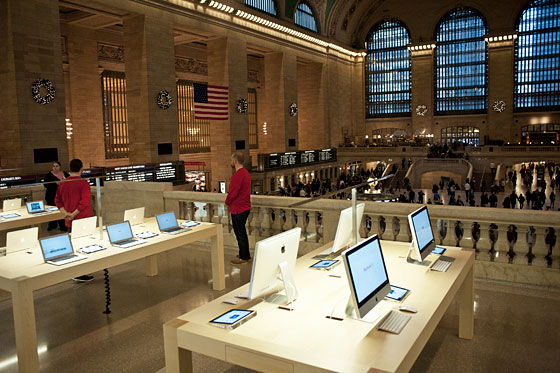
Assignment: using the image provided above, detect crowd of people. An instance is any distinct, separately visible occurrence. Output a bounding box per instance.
[273,161,559,211]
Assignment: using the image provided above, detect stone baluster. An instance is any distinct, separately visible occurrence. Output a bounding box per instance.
[526,226,537,264]
[314,212,323,243]
[471,222,481,254]
[302,211,310,242]
[544,227,556,267]
[488,223,499,261]
[269,208,283,233]
[290,209,299,230]
[278,209,287,232]
[392,216,401,241]
[202,202,212,222]
[378,216,386,240]
[306,210,318,243]
[506,225,518,264]
[437,219,448,245]
[363,215,372,238]
[454,221,464,247]
[246,210,255,235]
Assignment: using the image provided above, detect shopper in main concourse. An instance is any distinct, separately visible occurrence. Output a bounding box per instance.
[226,151,252,264]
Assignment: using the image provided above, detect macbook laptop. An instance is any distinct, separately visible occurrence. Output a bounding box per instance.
[2,198,21,212]
[71,216,97,239]
[39,233,86,266]
[156,212,190,235]
[106,221,144,248]
[124,207,145,226]
[6,227,39,254]
[26,201,48,215]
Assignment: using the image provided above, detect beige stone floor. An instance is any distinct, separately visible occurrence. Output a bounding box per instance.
[0,243,558,373]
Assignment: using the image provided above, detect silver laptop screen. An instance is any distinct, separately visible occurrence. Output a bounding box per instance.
[41,234,73,260]
[107,222,133,243]
[157,212,178,230]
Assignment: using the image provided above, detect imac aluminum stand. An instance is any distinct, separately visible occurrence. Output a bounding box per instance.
[406,242,431,266]
[265,261,298,305]
[344,297,390,324]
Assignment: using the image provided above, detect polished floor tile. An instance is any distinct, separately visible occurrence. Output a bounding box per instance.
[0,243,558,372]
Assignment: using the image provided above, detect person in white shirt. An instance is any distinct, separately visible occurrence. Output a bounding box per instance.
[464,182,471,200]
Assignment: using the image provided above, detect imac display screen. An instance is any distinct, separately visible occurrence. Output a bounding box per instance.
[346,237,389,304]
[411,208,434,253]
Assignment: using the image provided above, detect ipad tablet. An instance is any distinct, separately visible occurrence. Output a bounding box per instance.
[47,207,59,212]
[209,309,256,330]
[181,221,200,228]
[385,285,410,302]
[310,260,340,270]
[432,246,446,255]
[1,213,20,219]
[136,231,158,239]
[80,244,106,254]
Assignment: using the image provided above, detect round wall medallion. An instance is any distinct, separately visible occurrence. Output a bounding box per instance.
[157,90,172,109]
[289,103,298,116]
[31,79,55,105]
[493,100,506,113]
[236,98,248,114]
[415,105,428,116]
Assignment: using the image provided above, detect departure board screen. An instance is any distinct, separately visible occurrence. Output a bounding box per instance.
[0,175,40,190]
[260,149,336,171]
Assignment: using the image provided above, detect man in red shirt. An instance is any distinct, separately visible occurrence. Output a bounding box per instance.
[55,158,94,281]
[225,152,252,264]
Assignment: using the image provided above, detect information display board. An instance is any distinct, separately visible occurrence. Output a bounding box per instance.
[0,161,186,190]
[259,149,336,171]
[0,175,40,190]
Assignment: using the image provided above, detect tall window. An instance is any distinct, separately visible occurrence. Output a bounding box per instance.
[365,20,411,117]
[295,2,318,32]
[176,80,210,153]
[435,8,488,114]
[101,71,129,159]
[441,126,480,145]
[248,89,258,149]
[514,0,560,111]
[245,0,277,16]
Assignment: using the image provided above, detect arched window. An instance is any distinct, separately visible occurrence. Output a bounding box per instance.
[365,20,411,117]
[245,0,277,16]
[435,8,488,114]
[514,0,560,111]
[295,2,318,32]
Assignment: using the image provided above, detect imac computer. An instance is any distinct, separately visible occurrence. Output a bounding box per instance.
[314,203,365,259]
[342,234,392,321]
[407,206,436,264]
[237,227,301,305]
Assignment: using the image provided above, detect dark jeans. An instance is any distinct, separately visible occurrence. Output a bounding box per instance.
[231,210,250,260]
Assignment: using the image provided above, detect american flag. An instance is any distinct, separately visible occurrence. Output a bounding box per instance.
[193,83,229,120]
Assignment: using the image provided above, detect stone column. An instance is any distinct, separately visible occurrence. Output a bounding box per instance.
[297,61,326,149]
[0,0,68,174]
[262,51,298,153]
[410,47,435,140]
[66,25,105,167]
[123,13,178,164]
[207,36,249,191]
[487,37,515,143]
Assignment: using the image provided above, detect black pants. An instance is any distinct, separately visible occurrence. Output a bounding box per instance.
[231,210,250,260]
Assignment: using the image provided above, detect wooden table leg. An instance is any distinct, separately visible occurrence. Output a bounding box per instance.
[145,255,158,277]
[12,280,39,372]
[210,225,225,291]
[164,319,193,373]
[459,266,474,339]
